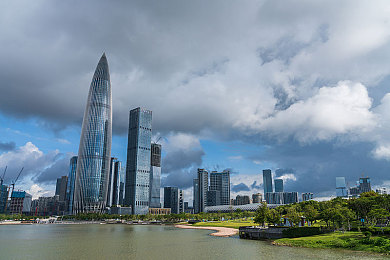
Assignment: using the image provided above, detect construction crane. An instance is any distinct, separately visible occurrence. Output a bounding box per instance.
[0,166,6,186]
[10,167,24,195]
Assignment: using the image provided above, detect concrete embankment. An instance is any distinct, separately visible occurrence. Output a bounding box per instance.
[175,224,238,237]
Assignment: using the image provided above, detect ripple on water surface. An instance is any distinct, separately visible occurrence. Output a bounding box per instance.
[0,224,386,260]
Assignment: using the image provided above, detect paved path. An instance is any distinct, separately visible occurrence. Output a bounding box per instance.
[175,224,238,237]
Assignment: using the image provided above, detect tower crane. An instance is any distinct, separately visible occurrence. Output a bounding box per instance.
[10,167,24,195]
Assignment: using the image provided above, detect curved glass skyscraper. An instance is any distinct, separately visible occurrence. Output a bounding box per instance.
[74,53,112,213]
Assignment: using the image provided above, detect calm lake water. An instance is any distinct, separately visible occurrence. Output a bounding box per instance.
[0,224,386,259]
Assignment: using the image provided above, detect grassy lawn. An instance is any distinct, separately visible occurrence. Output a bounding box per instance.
[193,219,255,229]
[274,231,390,254]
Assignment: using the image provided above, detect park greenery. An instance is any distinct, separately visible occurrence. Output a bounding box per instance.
[253,191,390,231]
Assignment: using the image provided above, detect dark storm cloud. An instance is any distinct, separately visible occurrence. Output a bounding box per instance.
[161,168,197,190]
[162,149,205,174]
[251,140,390,196]
[0,141,16,151]
[34,153,73,183]
[231,183,251,193]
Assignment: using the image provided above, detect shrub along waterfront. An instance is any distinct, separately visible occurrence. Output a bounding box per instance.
[253,191,390,254]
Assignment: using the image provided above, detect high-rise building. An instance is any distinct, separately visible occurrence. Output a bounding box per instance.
[252,193,262,203]
[179,190,184,213]
[283,192,299,204]
[193,178,199,213]
[111,160,121,206]
[149,143,161,208]
[193,169,208,213]
[336,177,348,197]
[265,192,283,204]
[125,107,152,215]
[106,157,120,207]
[73,54,112,214]
[263,169,273,194]
[359,177,371,193]
[274,179,284,192]
[209,170,230,205]
[0,183,8,214]
[302,192,314,201]
[55,176,68,202]
[207,190,221,206]
[66,156,77,214]
[164,187,179,214]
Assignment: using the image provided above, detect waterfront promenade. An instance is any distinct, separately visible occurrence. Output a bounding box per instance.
[175,224,238,237]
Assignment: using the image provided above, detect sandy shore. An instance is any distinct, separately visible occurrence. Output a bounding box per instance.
[175,224,238,237]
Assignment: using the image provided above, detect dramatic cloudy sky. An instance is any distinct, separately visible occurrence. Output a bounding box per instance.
[1,0,390,202]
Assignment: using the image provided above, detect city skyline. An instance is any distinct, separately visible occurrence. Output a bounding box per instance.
[2,1,390,204]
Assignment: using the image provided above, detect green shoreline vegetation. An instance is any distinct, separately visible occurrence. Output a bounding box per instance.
[2,191,390,255]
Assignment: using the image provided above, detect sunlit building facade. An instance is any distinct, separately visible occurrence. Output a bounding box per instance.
[125,107,152,215]
[73,54,112,213]
[66,156,77,214]
[149,143,161,208]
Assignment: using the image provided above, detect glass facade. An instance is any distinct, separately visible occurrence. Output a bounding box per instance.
[125,108,152,215]
[149,143,161,208]
[73,54,112,213]
[193,169,208,213]
[66,156,77,214]
[336,177,348,197]
[209,170,230,206]
[274,179,284,192]
[263,169,273,194]
[111,160,121,206]
[164,187,179,214]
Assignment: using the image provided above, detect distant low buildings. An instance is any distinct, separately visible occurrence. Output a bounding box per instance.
[302,192,314,201]
[252,193,262,203]
[376,187,387,195]
[233,195,251,205]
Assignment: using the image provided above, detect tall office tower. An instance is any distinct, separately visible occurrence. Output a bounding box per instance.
[274,179,284,192]
[164,187,179,214]
[111,160,121,206]
[209,170,230,205]
[73,54,112,214]
[55,176,68,202]
[106,157,118,207]
[179,189,184,213]
[263,169,273,194]
[194,169,208,213]
[125,107,152,215]
[193,178,199,213]
[336,177,348,197]
[302,192,314,201]
[149,143,161,208]
[252,193,262,203]
[66,156,77,214]
[359,177,371,193]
